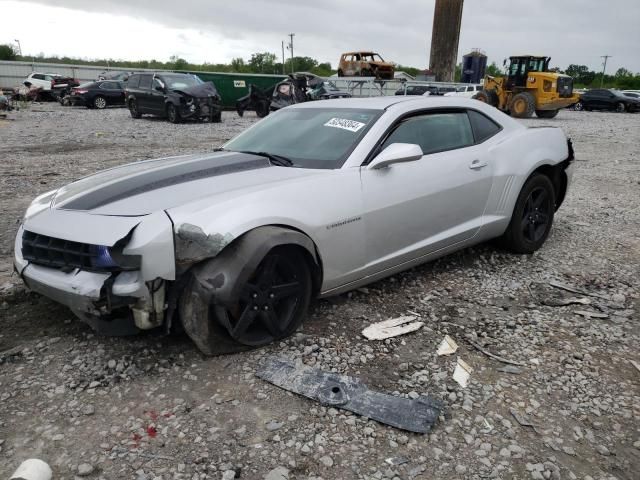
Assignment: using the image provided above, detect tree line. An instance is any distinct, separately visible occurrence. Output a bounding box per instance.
[1,44,639,89]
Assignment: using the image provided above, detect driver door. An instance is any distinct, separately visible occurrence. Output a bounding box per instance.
[359,110,494,275]
[149,76,166,114]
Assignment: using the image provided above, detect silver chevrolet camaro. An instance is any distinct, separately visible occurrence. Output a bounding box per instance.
[14,96,574,354]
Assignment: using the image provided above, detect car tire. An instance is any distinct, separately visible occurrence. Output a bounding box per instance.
[215,246,312,346]
[500,174,556,254]
[615,102,626,113]
[211,110,222,123]
[93,96,107,109]
[167,103,181,123]
[535,109,559,118]
[473,89,499,107]
[337,69,344,77]
[573,101,583,111]
[255,102,270,118]
[509,92,536,118]
[180,246,312,351]
[128,99,141,118]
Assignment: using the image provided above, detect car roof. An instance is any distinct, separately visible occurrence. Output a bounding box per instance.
[342,51,378,55]
[287,95,494,111]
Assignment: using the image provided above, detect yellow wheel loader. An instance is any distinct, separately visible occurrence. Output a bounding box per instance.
[474,56,580,118]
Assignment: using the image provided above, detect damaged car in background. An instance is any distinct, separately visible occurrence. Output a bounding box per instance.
[236,73,350,118]
[125,72,222,123]
[14,96,574,355]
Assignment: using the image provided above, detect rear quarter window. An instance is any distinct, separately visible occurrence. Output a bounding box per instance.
[467,110,502,143]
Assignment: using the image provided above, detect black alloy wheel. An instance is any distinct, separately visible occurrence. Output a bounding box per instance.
[521,187,552,243]
[500,174,556,253]
[214,248,311,346]
[615,102,626,113]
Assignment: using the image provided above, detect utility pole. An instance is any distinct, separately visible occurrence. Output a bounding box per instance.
[14,39,22,57]
[600,55,611,87]
[281,41,285,74]
[288,33,295,73]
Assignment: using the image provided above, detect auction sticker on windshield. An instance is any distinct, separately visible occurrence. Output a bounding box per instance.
[324,117,366,132]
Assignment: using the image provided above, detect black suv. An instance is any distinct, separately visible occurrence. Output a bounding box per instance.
[575,89,640,113]
[125,73,222,123]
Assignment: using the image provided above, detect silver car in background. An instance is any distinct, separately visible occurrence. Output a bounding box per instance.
[14,97,574,354]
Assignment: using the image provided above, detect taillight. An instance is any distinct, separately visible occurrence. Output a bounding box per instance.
[74,89,88,94]
[51,80,55,88]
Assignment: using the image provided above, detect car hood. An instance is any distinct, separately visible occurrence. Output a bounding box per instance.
[171,82,219,99]
[52,151,323,216]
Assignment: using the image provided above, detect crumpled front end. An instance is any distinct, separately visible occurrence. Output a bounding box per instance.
[172,81,222,120]
[14,208,175,336]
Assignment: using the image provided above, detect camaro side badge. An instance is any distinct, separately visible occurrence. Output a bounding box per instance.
[326,216,362,230]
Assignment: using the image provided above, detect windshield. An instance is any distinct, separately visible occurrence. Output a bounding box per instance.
[224,107,383,169]
[163,74,202,90]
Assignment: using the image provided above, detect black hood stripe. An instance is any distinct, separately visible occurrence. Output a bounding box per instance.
[59,154,271,211]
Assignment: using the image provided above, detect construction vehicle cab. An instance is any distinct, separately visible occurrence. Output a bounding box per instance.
[475,55,579,119]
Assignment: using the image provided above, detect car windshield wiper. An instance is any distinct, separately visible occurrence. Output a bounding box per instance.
[238,150,294,167]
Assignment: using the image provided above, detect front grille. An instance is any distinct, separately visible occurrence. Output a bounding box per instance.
[557,77,573,98]
[22,230,104,272]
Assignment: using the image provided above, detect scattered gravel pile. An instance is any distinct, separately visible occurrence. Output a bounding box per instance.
[0,104,638,479]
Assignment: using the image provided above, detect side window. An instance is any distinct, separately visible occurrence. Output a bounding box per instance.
[138,75,152,89]
[127,75,140,88]
[467,110,502,143]
[382,112,474,155]
[33,74,45,80]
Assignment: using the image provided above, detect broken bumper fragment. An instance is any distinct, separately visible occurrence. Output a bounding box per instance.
[257,357,443,433]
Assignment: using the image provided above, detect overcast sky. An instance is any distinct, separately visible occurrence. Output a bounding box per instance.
[2,0,639,73]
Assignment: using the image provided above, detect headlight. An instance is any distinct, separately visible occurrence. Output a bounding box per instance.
[23,189,57,222]
[89,239,141,271]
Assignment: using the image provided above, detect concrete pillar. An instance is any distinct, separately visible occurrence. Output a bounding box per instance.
[429,0,464,82]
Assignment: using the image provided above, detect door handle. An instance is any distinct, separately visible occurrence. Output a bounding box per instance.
[469,159,488,170]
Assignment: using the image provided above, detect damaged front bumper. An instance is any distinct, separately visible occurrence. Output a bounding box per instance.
[13,210,176,336]
[178,97,221,120]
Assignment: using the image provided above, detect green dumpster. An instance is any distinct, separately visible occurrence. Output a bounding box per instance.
[182,71,287,109]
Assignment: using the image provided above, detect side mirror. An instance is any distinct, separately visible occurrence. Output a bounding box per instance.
[367,143,423,170]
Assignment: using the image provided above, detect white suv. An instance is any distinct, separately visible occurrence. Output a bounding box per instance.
[23,72,72,91]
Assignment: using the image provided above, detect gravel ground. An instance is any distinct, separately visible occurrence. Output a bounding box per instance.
[0,104,638,480]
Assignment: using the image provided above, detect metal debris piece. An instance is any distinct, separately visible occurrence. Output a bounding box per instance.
[452,358,473,388]
[436,335,458,356]
[385,456,409,466]
[543,296,591,307]
[256,357,442,433]
[467,339,526,366]
[480,418,494,434]
[497,365,523,374]
[548,280,609,300]
[574,310,609,319]
[362,315,424,340]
